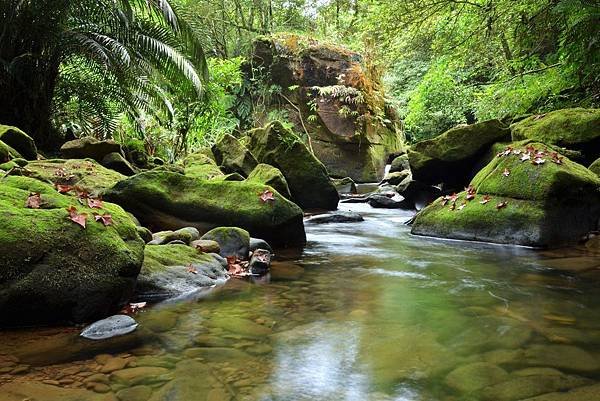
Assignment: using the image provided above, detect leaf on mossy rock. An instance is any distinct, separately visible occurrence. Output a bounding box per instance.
[186,263,198,275]
[259,189,275,203]
[503,168,510,177]
[87,197,103,209]
[55,184,74,194]
[496,201,508,210]
[93,213,113,226]
[25,192,42,209]
[480,195,491,205]
[465,185,476,200]
[67,206,87,228]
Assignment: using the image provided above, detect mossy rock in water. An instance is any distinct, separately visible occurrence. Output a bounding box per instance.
[200,227,250,258]
[24,159,125,196]
[408,119,510,187]
[246,121,339,210]
[246,163,292,199]
[211,134,258,177]
[137,244,227,300]
[0,125,37,160]
[104,170,306,247]
[0,176,144,326]
[180,152,224,180]
[510,108,600,163]
[412,143,600,247]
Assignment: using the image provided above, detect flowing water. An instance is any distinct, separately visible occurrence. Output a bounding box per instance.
[2,204,600,401]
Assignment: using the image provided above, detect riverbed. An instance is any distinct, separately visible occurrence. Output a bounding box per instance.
[1,204,600,401]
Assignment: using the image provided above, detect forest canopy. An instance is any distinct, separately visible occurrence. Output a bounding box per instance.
[0,0,598,156]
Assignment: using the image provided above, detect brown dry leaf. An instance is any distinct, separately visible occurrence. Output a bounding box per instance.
[259,189,275,203]
[502,168,510,177]
[480,195,491,205]
[66,206,87,228]
[25,192,42,209]
[93,213,113,226]
[496,201,508,210]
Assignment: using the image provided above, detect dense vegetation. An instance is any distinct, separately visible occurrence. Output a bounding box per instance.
[1,0,598,154]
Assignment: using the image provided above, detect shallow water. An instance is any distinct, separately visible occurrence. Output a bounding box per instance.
[2,204,600,401]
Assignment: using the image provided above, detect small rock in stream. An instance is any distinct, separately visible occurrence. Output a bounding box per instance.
[249,249,272,275]
[80,315,139,340]
[305,211,364,224]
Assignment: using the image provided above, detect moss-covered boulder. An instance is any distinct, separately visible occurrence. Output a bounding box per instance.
[101,152,136,176]
[246,122,339,210]
[412,143,600,247]
[60,136,122,161]
[104,170,306,247]
[408,119,510,187]
[390,154,410,173]
[0,176,144,326]
[589,157,600,176]
[246,163,292,199]
[0,125,37,160]
[137,244,228,300]
[250,34,404,182]
[24,159,125,196]
[510,108,600,163]
[212,134,258,177]
[0,140,21,163]
[122,138,150,169]
[181,152,224,180]
[200,227,250,258]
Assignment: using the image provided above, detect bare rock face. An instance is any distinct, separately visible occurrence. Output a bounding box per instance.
[249,34,404,182]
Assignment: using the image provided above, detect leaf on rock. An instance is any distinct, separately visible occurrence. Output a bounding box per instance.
[226,256,252,278]
[503,168,510,177]
[458,201,467,210]
[55,184,74,194]
[93,213,113,226]
[512,149,522,155]
[480,195,491,205]
[532,157,546,165]
[67,206,87,228]
[520,153,531,162]
[186,263,198,275]
[550,152,563,165]
[120,302,147,315]
[87,197,103,209]
[465,185,476,200]
[259,189,275,203]
[496,201,508,210]
[25,192,42,209]
[76,187,90,199]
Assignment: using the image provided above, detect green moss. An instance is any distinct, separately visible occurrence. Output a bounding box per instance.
[510,108,600,147]
[143,244,214,274]
[104,170,306,246]
[471,143,600,201]
[246,163,292,199]
[212,134,258,177]
[181,153,224,180]
[0,125,37,160]
[0,176,144,325]
[24,159,125,196]
[0,140,21,162]
[589,158,600,176]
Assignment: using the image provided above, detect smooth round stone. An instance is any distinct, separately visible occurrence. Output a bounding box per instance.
[444,362,509,393]
[80,315,138,340]
[116,385,153,401]
[523,344,600,372]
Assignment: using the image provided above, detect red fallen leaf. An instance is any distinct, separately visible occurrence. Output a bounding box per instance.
[480,195,491,205]
[520,153,531,162]
[525,145,536,154]
[75,187,90,199]
[26,192,42,209]
[121,301,147,315]
[496,201,508,210]
[503,168,510,177]
[535,150,546,158]
[512,149,522,155]
[55,184,74,194]
[449,193,458,202]
[532,157,545,165]
[226,256,252,277]
[66,206,87,228]
[186,263,198,275]
[465,185,476,200]
[551,152,563,165]
[259,189,275,203]
[502,147,513,157]
[458,201,467,210]
[87,197,103,209]
[93,213,113,226]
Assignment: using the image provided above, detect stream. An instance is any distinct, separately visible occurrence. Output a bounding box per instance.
[1,203,600,400]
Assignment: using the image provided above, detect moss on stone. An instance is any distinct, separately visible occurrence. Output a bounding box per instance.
[246,122,339,210]
[246,163,292,199]
[181,153,224,180]
[589,158,600,176]
[0,176,144,326]
[510,108,600,148]
[212,134,258,177]
[0,125,37,160]
[104,170,306,247]
[0,139,21,162]
[143,244,213,274]
[24,159,125,196]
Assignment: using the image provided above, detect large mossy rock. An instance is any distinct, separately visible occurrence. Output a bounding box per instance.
[137,244,228,300]
[24,159,125,196]
[60,136,122,161]
[589,157,600,176]
[416,142,600,245]
[0,140,21,162]
[0,176,144,326]
[250,34,404,182]
[104,170,306,247]
[246,121,339,210]
[181,152,224,180]
[246,163,292,199]
[211,134,258,177]
[0,125,37,160]
[408,119,510,187]
[511,108,600,163]
[412,143,600,247]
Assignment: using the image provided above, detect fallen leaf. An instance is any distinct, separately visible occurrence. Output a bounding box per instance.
[496,201,508,210]
[93,213,113,226]
[502,147,513,157]
[512,149,522,155]
[532,157,546,165]
[458,201,467,210]
[480,195,491,205]
[75,188,90,199]
[87,197,103,209]
[520,153,531,162]
[550,152,563,165]
[67,206,87,228]
[259,189,275,203]
[503,168,510,177]
[26,192,42,209]
[186,264,198,275]
[465,185,476,200]
[55,184,74,194]
[120,301,147,315]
